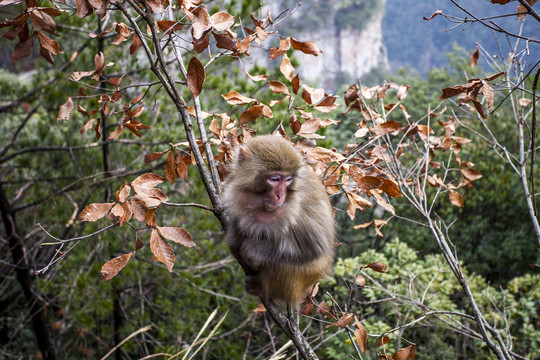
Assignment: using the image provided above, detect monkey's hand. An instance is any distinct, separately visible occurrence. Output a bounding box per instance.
[243,275,262,297]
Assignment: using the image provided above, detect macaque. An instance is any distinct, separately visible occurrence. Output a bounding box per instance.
[223,135,335,306]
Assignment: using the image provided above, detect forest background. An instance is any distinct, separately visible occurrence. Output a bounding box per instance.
[0,0,539,359]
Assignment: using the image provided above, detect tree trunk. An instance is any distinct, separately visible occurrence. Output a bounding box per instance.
[0,184,56,360]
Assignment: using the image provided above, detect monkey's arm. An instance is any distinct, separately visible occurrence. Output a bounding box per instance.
[226,223,263,296]
[226,225,258,277]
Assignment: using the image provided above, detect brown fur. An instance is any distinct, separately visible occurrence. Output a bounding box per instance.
[223,135,335,305]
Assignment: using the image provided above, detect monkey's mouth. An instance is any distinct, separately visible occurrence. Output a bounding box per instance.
[264,202,283,211]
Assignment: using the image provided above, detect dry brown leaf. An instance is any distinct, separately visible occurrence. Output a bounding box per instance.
[116,183,131,203]
[165,150,177,183]
[119,201,132,226]
[150,228,175,272]
[519,98,532,106]
[471,48,479,67]
[268,80,289,95]
[292,74,300,94]
[101,253,133,280]
[290,37,322,56]
[58,97,74,121]
[353,221,373,230]
[269,36,291,59]
[346,191,372,220]
[239,104,272,124]
[176,153,189,180]
[365,262,389,273]
[327,313,354,328]
[213,32,238,53]
[371,191,395,215]
[356,176,383,191]
[393,344,416,360]
[309,147,346,163]
[396,85,410,100]
[78,203,115,221]
[297,118,322,138]
[253,304,266,312]
[380,179,402,198]
[449,190,464,207]
[191,4,212,40]
[134,237,144,250]
[130,196,149,221]
[193,32,209,54]
[108,203,125,223]
[354,316,368,353]
[280,53,294,81]
[423,9,442,20]
[354,274,366,287]
[157,20,182,33]
[187,57,205,98]
[144,150,168,165]
[210,11,234,31]
[157,226,196,247]
[222,90,256,105]
[461,168,483,181]
[377,335,391,347]
[129,34,142,54]
[243,68,268,81]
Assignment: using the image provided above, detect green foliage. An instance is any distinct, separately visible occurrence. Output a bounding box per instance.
[332,47,539,282]
[1,0,538,358]
[329,238,540,359]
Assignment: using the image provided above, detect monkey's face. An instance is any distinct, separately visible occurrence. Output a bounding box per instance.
[261,171,294,212]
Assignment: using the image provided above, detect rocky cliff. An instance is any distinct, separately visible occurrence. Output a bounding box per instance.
[263,1,389,90]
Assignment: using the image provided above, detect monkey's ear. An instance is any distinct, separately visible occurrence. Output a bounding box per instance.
[237,147,249,165]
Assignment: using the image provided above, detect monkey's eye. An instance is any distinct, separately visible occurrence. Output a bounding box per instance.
[284,175,294,184]
[268,175,281,183]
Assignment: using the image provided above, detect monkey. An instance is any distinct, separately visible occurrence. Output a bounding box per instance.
[222,134,335,306]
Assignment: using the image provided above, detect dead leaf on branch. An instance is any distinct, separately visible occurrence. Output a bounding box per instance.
[222,90,257,105]
[439,72,505,119]
[157,20,183,33]
[364,262,389,273]
[116,183,131,203]
[269,36,291,59]
[212,32,239,53]
[280,53,294,81]
[346,191,372,220]
[393,344,416,360]
[101,253,133,280]
[130,196,149,221]
[354,316,368,353]
[191,5,212,40]
[210,11,235,31]
[471,47,479,67]
[239,104,273,124]
[449,190,464,207]
[157,226,196,248]
[12,36,33,62]
[377,335,391,347]
[290,37,322,56]
[150,228,175,272]
[131,173,168,204]
[423,9,442,20]
[57,97,74,121]
[78,203,115,221]
[326,313,354,328]
[165,150,177,183]
[187,56,205,98]
[268,80,290,95]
